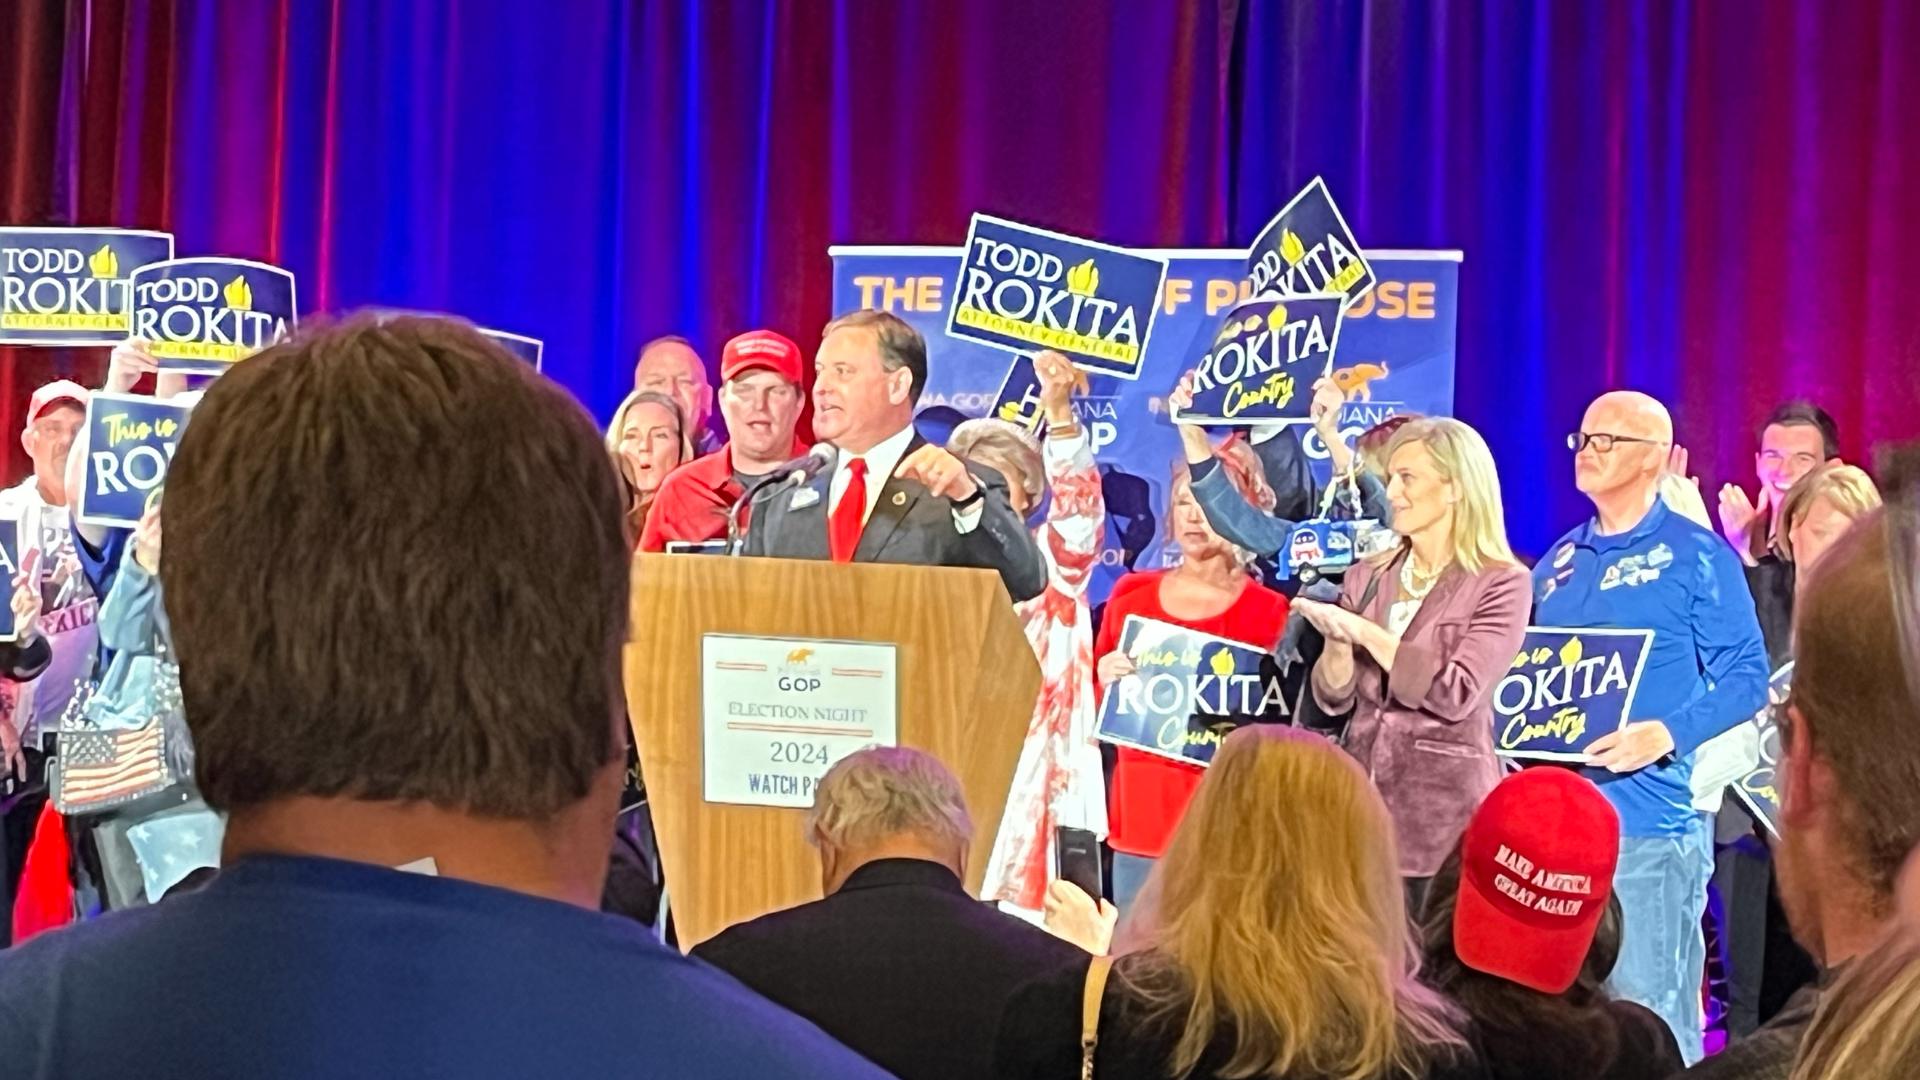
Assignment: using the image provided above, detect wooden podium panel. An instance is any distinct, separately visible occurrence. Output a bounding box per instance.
[625,553,1039,949]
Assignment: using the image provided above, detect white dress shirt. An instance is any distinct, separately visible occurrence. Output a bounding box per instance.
[827,424,983,533]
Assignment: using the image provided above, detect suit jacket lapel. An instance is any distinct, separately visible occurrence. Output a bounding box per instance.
[854,436,925,561]
[781,468,835,560]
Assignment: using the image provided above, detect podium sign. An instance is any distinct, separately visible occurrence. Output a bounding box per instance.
[700,634,899,807]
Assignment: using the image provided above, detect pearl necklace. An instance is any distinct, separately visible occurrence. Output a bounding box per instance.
[1400,555,1443,600]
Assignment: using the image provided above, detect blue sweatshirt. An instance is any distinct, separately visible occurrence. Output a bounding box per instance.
[1532,498,1770,837]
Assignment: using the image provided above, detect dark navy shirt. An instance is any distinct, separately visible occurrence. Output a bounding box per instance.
[0,854,889,1080]
[1532,498,1769,837]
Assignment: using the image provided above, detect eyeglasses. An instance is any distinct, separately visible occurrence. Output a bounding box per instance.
[1567,432,1668,454]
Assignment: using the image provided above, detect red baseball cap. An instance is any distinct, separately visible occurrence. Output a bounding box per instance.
[719,330,803,385]
[1454,768,1620,993]
[25,380,89,429]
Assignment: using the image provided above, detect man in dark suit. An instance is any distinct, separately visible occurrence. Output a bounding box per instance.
[691,747,1086,1080]
[742,310,1047,602]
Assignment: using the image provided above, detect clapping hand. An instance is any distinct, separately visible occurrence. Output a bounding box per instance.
[1293,598,1361,645]
[1717,484,1765,555]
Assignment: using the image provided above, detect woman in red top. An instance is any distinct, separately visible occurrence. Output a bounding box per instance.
[1094,448,1288,911]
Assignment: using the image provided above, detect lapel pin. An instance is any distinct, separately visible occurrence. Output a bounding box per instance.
[892,491,908,507]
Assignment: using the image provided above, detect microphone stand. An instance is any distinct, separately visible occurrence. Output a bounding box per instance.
[726,473,798,556]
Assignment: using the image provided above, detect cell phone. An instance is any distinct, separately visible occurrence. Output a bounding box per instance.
[1054,825,1103,902]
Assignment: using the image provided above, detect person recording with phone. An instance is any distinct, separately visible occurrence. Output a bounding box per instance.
[946,350,1110,923]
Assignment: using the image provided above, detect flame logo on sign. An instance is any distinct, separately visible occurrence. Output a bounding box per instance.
[1558,637,1584,668]
[223,275,253,311]
[1279,229,1307,266]
[1265,304,1288,333]
[88,245,119,279]
[1208,649,1236,676]
[1065,259,1099,297]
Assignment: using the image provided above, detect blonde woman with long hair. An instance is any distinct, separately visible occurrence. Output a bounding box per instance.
[1294,418,1530,903]
[993,725,1479,1080]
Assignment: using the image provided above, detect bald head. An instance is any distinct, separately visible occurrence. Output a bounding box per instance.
[1574,390,1672,505]
[1586,391,1673,442]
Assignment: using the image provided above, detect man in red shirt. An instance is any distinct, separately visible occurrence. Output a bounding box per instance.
[639,329,807,552]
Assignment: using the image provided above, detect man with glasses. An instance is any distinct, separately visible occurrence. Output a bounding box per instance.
[1533,390,1770,1064]
[640,329,809,552]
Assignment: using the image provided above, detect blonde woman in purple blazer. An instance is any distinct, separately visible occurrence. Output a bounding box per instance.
[1295,418,1531,902]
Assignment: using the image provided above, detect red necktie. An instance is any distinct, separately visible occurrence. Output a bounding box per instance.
[828,457,867,563]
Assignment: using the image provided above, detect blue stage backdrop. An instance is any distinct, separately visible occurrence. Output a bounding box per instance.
[833,247,1458,603]
[6,1,1917,557]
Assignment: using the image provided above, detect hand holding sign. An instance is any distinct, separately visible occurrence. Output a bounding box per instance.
[106,338,161,393]
[894,444,980,504]
[1032,351,1086,425]
[133,504,163,574]
[1584,720,1676,773]
[1096,650,1136,686]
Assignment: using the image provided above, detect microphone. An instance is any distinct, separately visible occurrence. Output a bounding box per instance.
[726,443,838,554]
[768,443,838,487]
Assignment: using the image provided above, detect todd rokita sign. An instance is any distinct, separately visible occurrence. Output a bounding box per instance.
[1493,627,1654,762]
[0,227,175,346]
[1094,615,1286,766]
[1246,176,1375,310]
[946,214,1167,380]
[75,393,193,530]
[1733,662,1795,836]
[700,634,899,808]
[1170,294,1347,425]
[129,257,297,376]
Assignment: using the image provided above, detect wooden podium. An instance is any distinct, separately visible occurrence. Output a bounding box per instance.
[625,552,1040,949]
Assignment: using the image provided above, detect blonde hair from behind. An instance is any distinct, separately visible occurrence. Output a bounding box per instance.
[1382,417,1518,575]
[1125,726,1467,1080]
[1777,462,1881,562]
[1790,924,1920,1080]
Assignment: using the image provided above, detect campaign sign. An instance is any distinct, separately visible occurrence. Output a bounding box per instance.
[0,519,19,643]
[480,328,544,370]
[75,393,191,530]
[130,257,297,376]
[0,228,175,346]
[1095,615,1286,766]
[947,215,1167,379]
[989,355,1047,436]
[1246,176,1375,310]
[1493,627,1655,761]
[830,245,1461,605]
[365,308,544,371]
[1734,663,1794,836]
[1172,294,1346,425]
